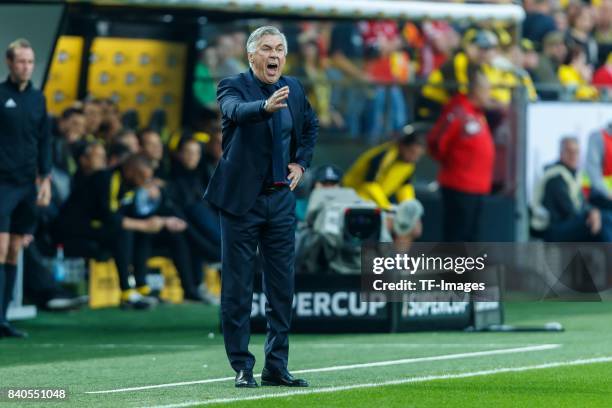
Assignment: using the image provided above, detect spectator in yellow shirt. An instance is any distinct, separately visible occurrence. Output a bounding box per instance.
[420,30,513,119]
[343,123,427,210]
[558,46,599,100]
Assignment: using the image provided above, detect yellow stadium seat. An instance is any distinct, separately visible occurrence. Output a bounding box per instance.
[88,259,121,309]
[147,257,184,304]
[204,265,221,297]
[88,257,184,308]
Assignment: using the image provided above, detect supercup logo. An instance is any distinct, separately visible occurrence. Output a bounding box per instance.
[251,292,386,318]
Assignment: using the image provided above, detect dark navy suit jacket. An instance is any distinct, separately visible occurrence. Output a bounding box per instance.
[204,71,318,216]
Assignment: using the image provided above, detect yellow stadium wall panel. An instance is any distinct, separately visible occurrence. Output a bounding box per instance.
[87,37,187,131]
[44,36,84,116]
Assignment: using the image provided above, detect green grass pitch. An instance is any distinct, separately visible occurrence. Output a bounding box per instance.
[1,302,611,407]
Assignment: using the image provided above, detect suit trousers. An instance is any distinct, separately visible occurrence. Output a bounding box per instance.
[441,187,485,242]
[219,187,296,373]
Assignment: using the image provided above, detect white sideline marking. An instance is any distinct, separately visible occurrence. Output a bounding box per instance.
[0,343,202,349]
[0,342,538,349]
[1,342,536,349]
[145,355,612,408]
[306,343,543,349]
[85,344,559,394]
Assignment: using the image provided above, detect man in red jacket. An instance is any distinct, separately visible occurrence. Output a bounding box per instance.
[427,67,494,242]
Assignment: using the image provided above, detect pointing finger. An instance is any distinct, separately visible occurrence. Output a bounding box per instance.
[274,89,289,97]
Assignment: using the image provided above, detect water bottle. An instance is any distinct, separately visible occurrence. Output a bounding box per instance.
[52,244,66,283]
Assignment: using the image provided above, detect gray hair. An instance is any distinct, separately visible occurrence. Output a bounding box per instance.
[560,135,578,152]
[246,26,288,56]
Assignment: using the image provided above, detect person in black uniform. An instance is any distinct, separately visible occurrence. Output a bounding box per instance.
[167,137,221,300]
[0,39,52,338]
[54,154,187,309]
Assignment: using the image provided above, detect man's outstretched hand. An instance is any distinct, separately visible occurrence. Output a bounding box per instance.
[287,163,303,191]
[264,86,289,113]
[36,176,52,207]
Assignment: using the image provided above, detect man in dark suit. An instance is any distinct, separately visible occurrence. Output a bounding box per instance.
[204,26,318,388]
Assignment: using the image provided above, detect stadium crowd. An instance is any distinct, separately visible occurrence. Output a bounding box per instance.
[36,97,225,310]
[3,0,612,325]
[194,0,612,143]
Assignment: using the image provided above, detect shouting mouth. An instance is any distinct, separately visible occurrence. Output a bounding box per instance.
[266,61,279,77]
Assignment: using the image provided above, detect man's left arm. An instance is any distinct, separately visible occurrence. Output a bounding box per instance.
[294,81,319,170]
[287,81,318,191]
[36,96,52,206]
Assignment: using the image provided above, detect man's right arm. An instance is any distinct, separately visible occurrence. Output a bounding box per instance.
[217,77,271,125]
[330,52,365,80]
[427,109,461,162]
[544,175,577,220]
[95,173,163,233]
[122,217,164,233]
[343,150,372,189]
[586,131,609,198]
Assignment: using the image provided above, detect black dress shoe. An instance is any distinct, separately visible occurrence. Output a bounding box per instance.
[261,367,309,387]
[235,370,258,388]
[0,323,28,338]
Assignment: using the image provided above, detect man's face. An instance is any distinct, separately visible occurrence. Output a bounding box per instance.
[575,8,594,33]
[232,32,247,57]
[101,100,118,119]
[249,34,286,84]
[600,0,612,28]
[126,165,153,188]
[480,47,497,65]
[142,131,163,161]
[471,75,492,108]
[205,131,223,162]
[82,144,107,173]
[508,46,524,68]
[300,42,318,61]
[523,50,539,70]
[547,42,567,63]
[561,140,580,170]
[7,46,34,84]
[118,132,140,154]
[217,36,234,60]
[203,47,218,67]
[63,114,86,143]
[467,44,496,65]
[398,143,425,164]
[554,11,569,32]
[89,144,107,171]
[84,103,103,134]
[180,140,201,170]
[101,101,122,129]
